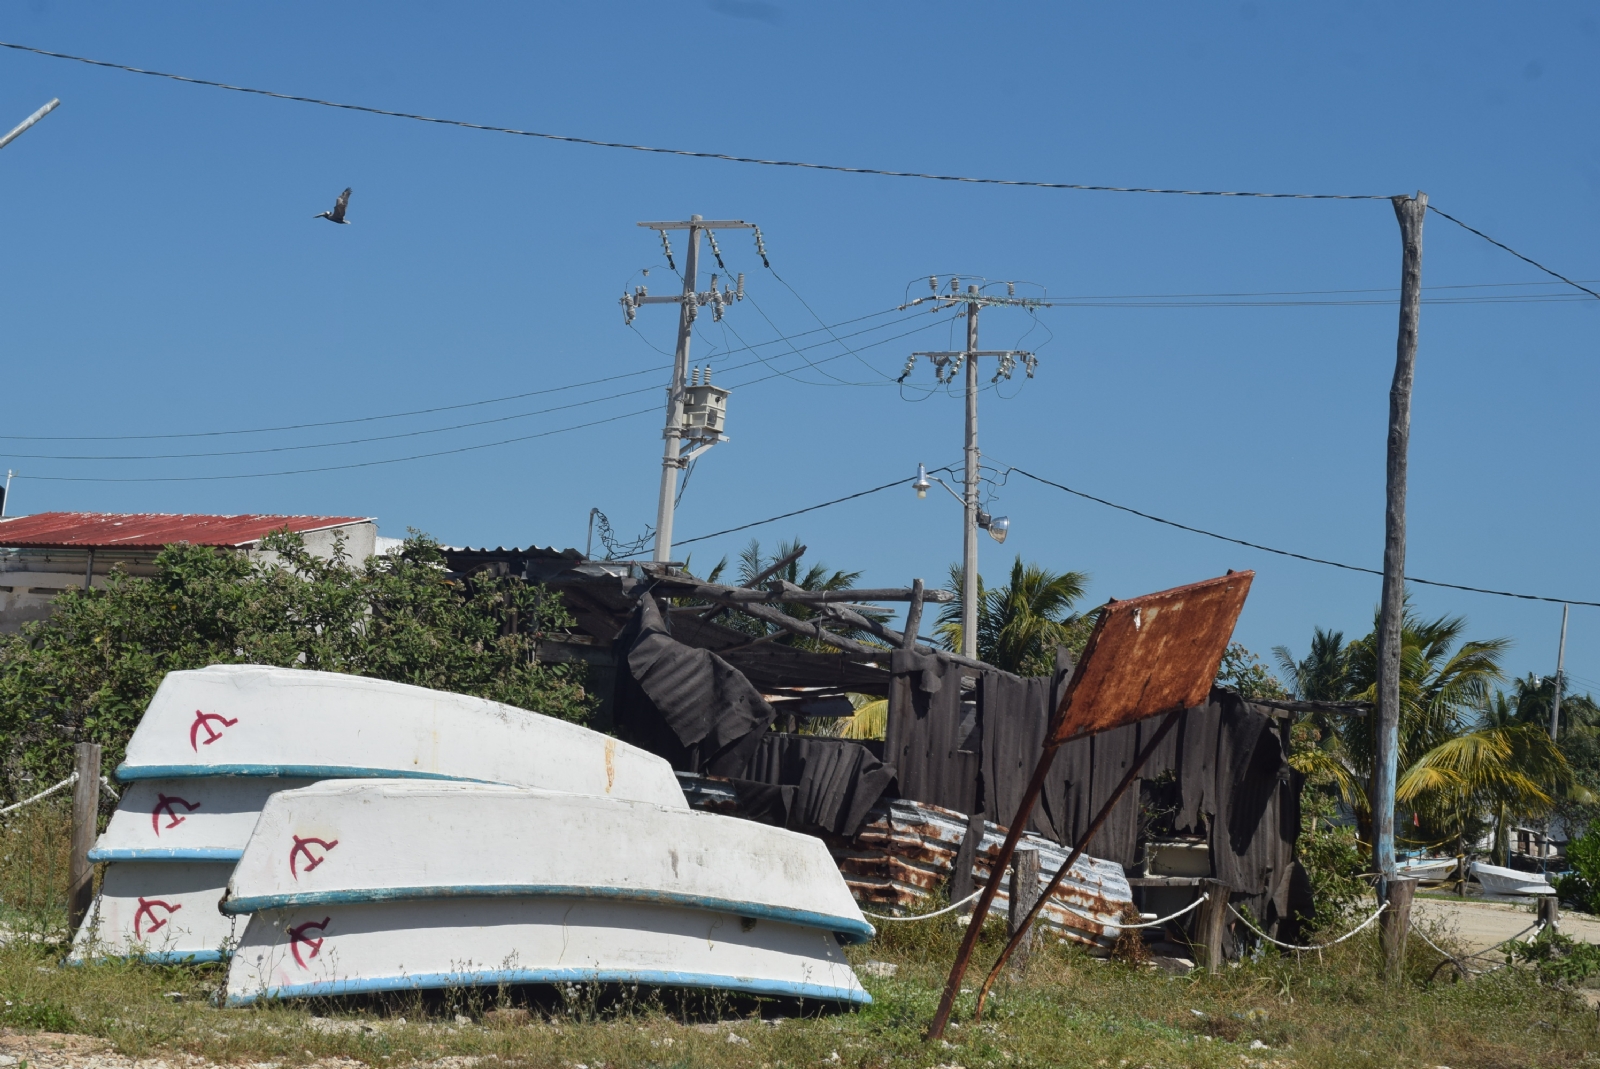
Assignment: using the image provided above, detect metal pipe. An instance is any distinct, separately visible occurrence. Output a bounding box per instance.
[0,98,59,152]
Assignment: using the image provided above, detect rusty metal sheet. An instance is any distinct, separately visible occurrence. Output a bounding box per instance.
[832,799,1133,950]
[1052,571,1253,743]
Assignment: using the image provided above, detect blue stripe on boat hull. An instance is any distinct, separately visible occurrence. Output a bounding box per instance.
[228,967,869,1006]
[70,949,227,966]
[116,764,488,783]
[222,885,875,944]
[88,847,244,862]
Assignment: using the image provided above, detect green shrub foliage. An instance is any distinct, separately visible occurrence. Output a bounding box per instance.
[0,530,591,790]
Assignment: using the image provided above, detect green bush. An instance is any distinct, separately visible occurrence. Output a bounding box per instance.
[1510,927,1600,985]
[0,530,592,792]
[1555,827,1600,913]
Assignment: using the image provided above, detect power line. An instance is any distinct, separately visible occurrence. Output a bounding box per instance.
[1427,205,1600,302]
[0,305,914,443]
[0,39,1393,200]
[13,406,661,483]
[676,477,914,546]
[1002,465,1600,609]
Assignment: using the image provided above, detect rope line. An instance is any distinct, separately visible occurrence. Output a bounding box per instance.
[1005,466,1600,609]
[0,40,1393,200]
[1227,901,1386,951]
[1413,918,1546,977]
[1091,892,1209,931]
[1426,205,1600,302]
[861,889,983,922]
[0,774,77,815]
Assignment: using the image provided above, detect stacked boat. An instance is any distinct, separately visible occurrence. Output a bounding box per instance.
[72,665,871,1006]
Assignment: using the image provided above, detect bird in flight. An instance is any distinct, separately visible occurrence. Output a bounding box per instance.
[314,188,352,224]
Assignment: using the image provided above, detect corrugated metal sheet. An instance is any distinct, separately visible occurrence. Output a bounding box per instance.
[1052,571,1253,742]
[835,799,1133,952]
[0,512,371,549]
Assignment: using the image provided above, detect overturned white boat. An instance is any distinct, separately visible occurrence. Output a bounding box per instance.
[222,779,871,1005]
[73,665,684,962]
[1471,861,1556,897]
[118,665,683,807]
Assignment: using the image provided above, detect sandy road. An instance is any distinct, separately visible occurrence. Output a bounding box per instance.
[1411,895,1600,952]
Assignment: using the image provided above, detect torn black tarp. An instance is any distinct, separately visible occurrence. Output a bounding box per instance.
[734,734,897,837]
[613,595,776,776]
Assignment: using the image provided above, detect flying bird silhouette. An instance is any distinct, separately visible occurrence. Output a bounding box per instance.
[314,188,352,224]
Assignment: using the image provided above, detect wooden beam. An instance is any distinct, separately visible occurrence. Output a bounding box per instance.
[68,743,101,933]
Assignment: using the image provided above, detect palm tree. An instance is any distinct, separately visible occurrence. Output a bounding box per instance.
[1509,673,1600,736]
[935,556,1090,676]
[709,538,882,649]
[1273,628,1350,702]
[1400,688,1575,863]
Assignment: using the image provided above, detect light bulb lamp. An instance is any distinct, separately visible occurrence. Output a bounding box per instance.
[912,463,1015,657]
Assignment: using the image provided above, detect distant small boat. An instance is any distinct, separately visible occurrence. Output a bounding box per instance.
[1397,856,1458,881]
[222,780,871,1005]
[119,664,684,807]
[1471,861,1556,897]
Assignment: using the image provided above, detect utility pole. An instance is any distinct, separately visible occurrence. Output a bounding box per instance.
[1376,192,1425,979]
[0,470,13,518]
[1551,604,1569,740]
[621,215,755,564]
[900,279,1038,659]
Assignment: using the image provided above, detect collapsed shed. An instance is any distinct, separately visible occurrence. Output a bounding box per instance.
[442,546,1310,952]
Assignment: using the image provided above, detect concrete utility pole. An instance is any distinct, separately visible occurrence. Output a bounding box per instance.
[1551,604,1569,740]
[1376,191,1425,979]
[0,98,59,153]
[622,216,754,563]
[901,280,1038,659]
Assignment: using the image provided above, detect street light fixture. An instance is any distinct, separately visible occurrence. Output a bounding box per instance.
[913,463,1013,650]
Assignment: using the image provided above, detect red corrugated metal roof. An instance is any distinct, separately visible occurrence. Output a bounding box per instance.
[0,512,373,549]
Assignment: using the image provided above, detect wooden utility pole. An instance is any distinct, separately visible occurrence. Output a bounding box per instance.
[1379,876,1418,979]
[1550,604,1569,739]
[961,291,981,659]
[67,742,102,932]
[1376,191,1426,973]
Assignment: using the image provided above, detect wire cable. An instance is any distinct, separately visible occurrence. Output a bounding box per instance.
[675,477,914,546]
[0,39,1394,200]
[15,406,661,482]
[1003,465,1600,609]
[1427,205,1600,302]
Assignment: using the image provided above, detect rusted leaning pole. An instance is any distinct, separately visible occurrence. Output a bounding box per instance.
[974,707,1183,1018]
[926,572,1253,1042]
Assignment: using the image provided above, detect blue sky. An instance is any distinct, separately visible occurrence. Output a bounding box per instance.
[1,3,1596,694]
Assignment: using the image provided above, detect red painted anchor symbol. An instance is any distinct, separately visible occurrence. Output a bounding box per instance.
[188,710,238,751]
[289,835,340,880]
[150,793,201,835]
[132,897,182,939]
[288,917,330,968]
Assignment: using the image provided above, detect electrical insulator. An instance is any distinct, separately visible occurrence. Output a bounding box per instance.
[620,292,637,326]
[658,230,676,272]
[1007,281,1016,296]
[928,276,937,293]
[949,277,959,294]
[706,229,727,270]
[752,227,771,268]
[736,273,745,300]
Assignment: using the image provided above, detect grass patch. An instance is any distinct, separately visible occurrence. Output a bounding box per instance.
[0,911,1594,1068]
[1,813,1596,1066]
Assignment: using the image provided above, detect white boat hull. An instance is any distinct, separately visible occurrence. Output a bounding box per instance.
[119,665,684,808]
[225,899,869,1006]
[92,778,317,862]
[69,861,240,963]
[1471,861,1556,896]
[222,780,874,943]
[1397,857,1458,881]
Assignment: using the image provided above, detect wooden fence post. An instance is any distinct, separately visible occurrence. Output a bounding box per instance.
[67,742,102,933]
[1538,894,1559,932]
[1196,878,1230,974]
[1380,876,1417,980]
[1007,845,1041,973]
